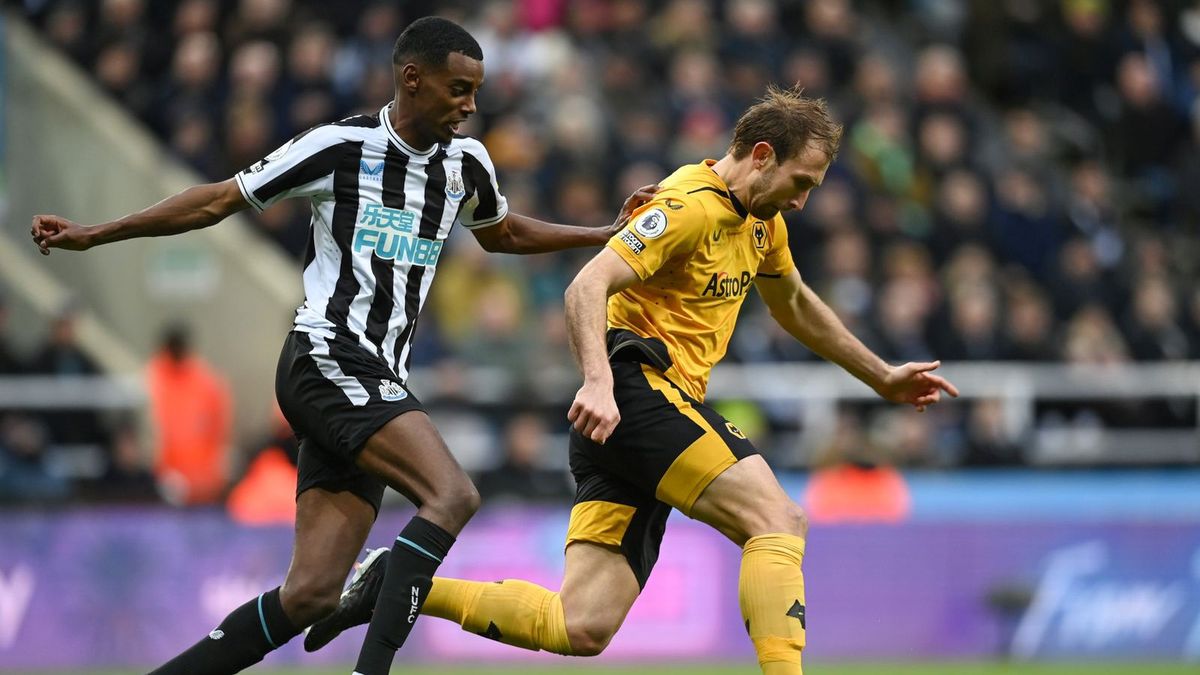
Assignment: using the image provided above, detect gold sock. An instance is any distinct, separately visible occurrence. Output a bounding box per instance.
[423,576,483,624]
[424,577,574,655]
[739,533,807,674]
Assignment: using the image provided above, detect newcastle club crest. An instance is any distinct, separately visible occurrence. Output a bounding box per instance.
[445,169,465,200]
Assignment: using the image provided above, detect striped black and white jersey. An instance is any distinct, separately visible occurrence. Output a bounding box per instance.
[234,103,509,382]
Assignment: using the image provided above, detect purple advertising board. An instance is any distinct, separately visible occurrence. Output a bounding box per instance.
[1,506,1198,669]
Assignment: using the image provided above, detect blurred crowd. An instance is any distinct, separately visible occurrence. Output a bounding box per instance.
[0,297,116,504]
[0,292,571,509]
[23,0,1200,366]
[7,0,1200,506]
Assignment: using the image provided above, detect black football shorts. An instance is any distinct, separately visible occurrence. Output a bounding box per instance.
[275,330,424,515]
[566,332,759,587]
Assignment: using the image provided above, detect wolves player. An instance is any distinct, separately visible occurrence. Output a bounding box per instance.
[306,87,958,674]
[31,17,654,675]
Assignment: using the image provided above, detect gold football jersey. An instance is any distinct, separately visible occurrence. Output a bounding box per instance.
[606,160,795,401]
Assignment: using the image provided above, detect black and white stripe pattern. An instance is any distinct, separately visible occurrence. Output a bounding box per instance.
[234,104,508,391]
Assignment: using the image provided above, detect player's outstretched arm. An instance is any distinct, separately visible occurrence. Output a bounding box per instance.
[756,268,959,411]
[470,184,658,254]
[31,179,250,255]
[564,248,640,443]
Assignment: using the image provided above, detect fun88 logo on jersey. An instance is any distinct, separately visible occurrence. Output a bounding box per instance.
[354,203,444,266]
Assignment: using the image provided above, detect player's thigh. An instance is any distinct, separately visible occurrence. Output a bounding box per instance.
[281,487,376,616]
[277,330,451,514]
[609,364,761,519]
[356,410,478,530]
[688,454,806,547]
[582,363,756,513]
[559,541,641,640]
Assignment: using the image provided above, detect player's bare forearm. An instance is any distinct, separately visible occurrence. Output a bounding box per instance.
[565,256,631,443]
[474,213,611,254]
[32,179,248,254]
[91,180,248,245]
[798,284,890,387]
[473,185,658,254]
[768,278,959,409]
[565,249,642,383]
[764,274,889,391]
[564,271,613,385]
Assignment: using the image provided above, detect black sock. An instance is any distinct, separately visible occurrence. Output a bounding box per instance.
[150,587,301,675]
[353,516,456,675]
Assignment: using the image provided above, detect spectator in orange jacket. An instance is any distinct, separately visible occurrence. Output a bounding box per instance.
[804,409,912,523]
[227,404,298,525]
[146,325,231,505]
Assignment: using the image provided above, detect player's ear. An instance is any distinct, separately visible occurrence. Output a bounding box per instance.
[751,142,776,170]
[397,62,421,95]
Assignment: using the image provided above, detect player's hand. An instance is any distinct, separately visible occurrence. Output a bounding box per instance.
[874,361,959,412]
[31,215,91,255]
[608,184,661,235]
[568,380,620,444]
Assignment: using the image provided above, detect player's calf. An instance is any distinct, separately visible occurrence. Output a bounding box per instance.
[689,457,808,674]
[280,567,353,627]
[306,555,623,657]
[149,587,302,675]
[424,577,578,654]
[352,417,479,675]
[303,548,391,652]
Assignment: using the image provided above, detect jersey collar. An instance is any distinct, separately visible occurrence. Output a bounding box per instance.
[703,160,749,220]
[381,103,439,158]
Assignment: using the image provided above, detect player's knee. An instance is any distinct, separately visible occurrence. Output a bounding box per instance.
[776,501,809,538]
[279,576,343,626]
[423,477,480,529]
[565,617,618,657]
[741,500,808,541]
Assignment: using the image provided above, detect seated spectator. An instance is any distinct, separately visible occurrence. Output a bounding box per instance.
[935,282,1002,361]
[146,325,231,506]
[28,303,97,376]
[0,414,70,504]
[962,399,1024,466]
[1000,282,1058,361]
[476,412,571,504]
[1123,274,1191,360]
[80,420,161,503]
[28,304,105,447]
[1063,304,1131,364]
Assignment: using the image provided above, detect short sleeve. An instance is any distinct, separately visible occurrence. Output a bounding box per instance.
[756,214,794,277]
[606,196,705,280]
[233,126,351,212]
[458,142,510,229]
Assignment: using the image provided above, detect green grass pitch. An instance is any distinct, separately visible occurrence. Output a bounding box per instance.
[16,664,1196,675]
[384,665,1193,675]
[328,666,1194,675]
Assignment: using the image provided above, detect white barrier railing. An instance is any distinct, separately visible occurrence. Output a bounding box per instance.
[3,362,1196,407]
[0,375,144,409]
[2,362,1197,465]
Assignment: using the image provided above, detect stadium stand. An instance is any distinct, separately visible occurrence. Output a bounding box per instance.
[3,0,1199,504]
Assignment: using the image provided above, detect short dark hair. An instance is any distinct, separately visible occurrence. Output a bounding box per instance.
[393,16,483,67]
[729,85,843,163]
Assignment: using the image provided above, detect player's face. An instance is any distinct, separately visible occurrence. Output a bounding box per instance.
[747,142,831,219]
[415,52,484,143]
